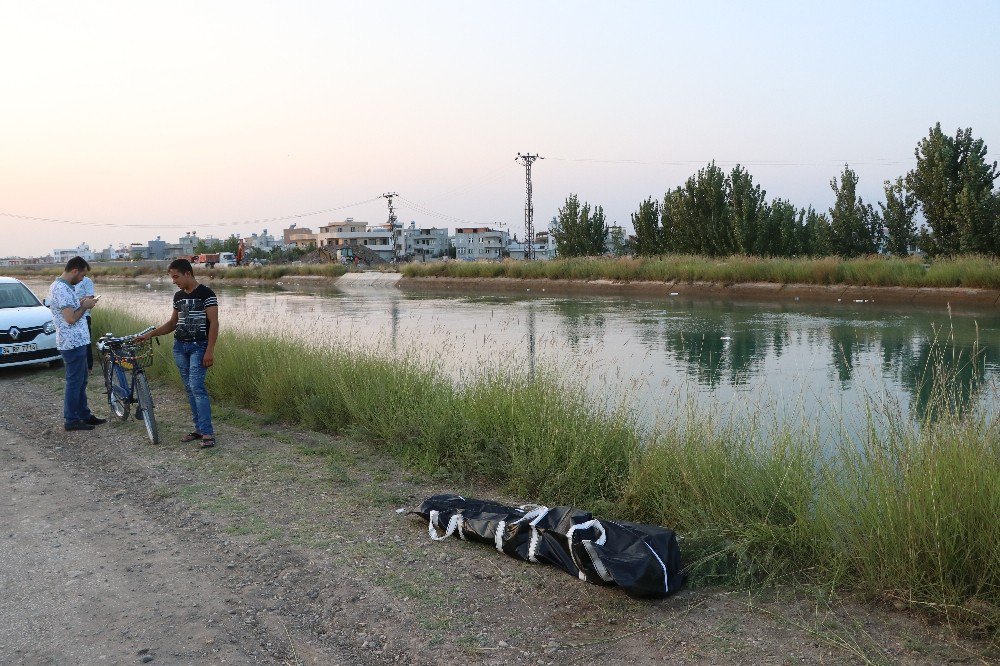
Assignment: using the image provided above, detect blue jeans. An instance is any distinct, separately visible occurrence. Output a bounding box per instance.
[173,340,214,436]
[60,344,93,426]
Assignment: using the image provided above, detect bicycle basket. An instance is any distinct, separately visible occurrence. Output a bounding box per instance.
[107,338,154,369]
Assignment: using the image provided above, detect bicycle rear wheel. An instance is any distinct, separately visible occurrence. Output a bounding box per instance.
[135,372,158,445]
[104,361,130,420]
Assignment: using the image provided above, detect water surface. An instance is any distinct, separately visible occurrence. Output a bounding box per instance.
[23,278,999,440]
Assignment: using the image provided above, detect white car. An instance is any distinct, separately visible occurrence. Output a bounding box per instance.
[0,277,61,368]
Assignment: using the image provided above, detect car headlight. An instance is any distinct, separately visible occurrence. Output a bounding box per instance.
[43,321,56,335]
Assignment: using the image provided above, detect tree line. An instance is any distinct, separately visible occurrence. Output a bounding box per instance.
[550,123,999,258]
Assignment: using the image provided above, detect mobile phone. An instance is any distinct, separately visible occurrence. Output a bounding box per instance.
[92,294,102,301]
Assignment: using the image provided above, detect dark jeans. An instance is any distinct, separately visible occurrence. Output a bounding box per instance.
[85,317,93,371]
[173,340,213,436]
[60,344,93,426]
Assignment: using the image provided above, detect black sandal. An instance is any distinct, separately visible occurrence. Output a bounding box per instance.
[181,432,202,442]
[200,436,216,448]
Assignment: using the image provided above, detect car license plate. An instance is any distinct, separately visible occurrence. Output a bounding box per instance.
[0,343,38,355]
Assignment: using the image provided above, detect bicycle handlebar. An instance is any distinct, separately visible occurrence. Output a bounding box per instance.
[97,326,156,351]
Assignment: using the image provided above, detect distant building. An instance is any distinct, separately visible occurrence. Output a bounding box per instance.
[316,218,394,262]
[508,230,557,260]
[53,243,94,264]
[128,242,149,260]
[147,237,168,260]
[605,224,628,255]
[245,228,282,253]
[177,232,200,257]
[283,224,317,248]
[454,227,509,261]
[402,223,449,260]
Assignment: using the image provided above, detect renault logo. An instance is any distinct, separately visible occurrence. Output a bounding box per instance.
[9,327,21,341]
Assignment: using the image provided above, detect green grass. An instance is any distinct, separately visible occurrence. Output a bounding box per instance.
[91,307,1000,636]
[401,255,1000,289]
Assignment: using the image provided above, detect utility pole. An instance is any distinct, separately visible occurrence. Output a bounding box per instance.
[515,153,542,260]
[382,192,399,261]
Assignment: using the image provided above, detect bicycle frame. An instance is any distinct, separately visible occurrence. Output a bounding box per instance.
[98,326,159,444]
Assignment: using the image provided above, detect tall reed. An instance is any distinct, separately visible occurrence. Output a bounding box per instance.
[402,255,1000,289]
[91,307,1000,635]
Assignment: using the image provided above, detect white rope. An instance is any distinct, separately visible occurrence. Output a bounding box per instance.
[427,510,464,541]
[583,541,614,583]
[566,519,607,581]
[644,542,670,594]
[509,506,550,563]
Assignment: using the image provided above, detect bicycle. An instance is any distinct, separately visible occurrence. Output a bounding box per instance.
[97,326,159,445]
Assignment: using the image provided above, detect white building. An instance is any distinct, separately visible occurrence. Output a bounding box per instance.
[244,229,282,253]
[508,230,557,260]
[402,223,449,260]
[94,245,132,261]
[316,218,395,262]
[454,227,509,260]
[52,243,94,264]
[176,232,200,257]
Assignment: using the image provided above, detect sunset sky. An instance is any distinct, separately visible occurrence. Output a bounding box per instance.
[2,1,998,257]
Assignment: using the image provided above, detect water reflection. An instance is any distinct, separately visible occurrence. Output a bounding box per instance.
[20,278,997,435]
[882,325,995,421]
[551,299,607,349]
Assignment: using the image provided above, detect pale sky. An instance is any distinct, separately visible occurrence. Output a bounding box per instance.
[2,1,998,257]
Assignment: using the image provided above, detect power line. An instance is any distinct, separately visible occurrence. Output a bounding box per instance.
[424,164,516,203]
[0,196,384,230]
[395,195,490,227]
[546,156,913,167]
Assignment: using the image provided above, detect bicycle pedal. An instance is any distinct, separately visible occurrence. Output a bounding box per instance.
[134,409,144,420]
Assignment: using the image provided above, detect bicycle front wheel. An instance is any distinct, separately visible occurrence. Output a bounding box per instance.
[135,372,159,445]
[105,361,130,420]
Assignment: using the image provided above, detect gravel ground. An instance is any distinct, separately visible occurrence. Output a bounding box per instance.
[1,364,995,665]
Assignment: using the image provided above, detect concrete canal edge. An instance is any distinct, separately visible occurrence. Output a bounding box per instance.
[397,275,1000,310]
[85,271,999,310]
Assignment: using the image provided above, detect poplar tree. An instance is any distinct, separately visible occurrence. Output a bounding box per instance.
[802,206,832,256]
[906,124,999,255]
[727,165,768,254]
[675,162,730,255]
[829,165,882,256]
[551,194,608,256]
[880,177,917,256]
[631,197,661,255]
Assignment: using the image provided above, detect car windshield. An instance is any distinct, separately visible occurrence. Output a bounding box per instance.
[0,282,41,309]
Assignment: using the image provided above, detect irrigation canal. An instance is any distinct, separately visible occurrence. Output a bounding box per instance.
[23,277,999,442]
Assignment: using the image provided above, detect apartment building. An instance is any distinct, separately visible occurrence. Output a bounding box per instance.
[316,218,395,262]
[283,224,317,248]
[453,227,509,260]
[52,243,94,264]
[402,223,449,260]
[507,230,557,260]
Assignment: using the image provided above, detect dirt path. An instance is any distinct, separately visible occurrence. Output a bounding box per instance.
[1,366,994,665]
[0,427,317,664]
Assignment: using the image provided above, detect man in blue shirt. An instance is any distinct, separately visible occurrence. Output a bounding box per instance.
[48,256,106,431]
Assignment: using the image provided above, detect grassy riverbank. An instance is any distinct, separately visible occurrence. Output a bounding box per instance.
[403,255,1000,289]
[4,263,347,280]
[91,307,1000,636]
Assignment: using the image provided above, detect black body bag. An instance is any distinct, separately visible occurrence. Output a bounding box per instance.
[412,493,684,598]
